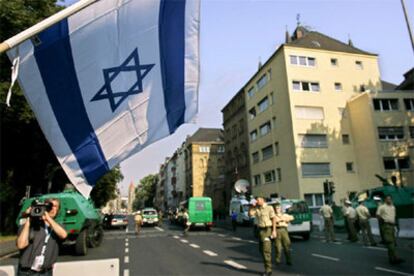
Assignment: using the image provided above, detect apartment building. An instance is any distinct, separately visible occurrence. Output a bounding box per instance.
[221,89,251,206]
[237,25,412,208]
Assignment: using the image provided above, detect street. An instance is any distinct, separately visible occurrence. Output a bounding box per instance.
[1,216,413,276]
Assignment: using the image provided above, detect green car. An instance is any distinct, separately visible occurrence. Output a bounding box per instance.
[16,188,103,256]
[142,208,159,226]
[188,197,213,230]
[267,199,312,240]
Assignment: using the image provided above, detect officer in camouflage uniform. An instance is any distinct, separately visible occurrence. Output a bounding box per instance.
[249,195,276,276]
[274,201,294,265]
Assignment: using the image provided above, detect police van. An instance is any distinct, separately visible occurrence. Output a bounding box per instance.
[229,196,254,225]
[267,198,312,240]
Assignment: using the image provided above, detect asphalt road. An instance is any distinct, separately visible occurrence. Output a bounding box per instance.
[1,216,413,275]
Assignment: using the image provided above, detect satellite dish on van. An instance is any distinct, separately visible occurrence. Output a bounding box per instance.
[234,179,249,194]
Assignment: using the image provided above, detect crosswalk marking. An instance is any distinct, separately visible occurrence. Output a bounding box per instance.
[218,234,226,237]
[124,256,129,263]
[203,250,218,257]
[224,260,247,270]
[180,239,189,243]
[231,237,242,241]
[155,226,164,232]
[173,235,180,239]
[125,248,129,253]
[123,269,129,276]
[364,246,387,251]
[311,253,339,262]
[375,267,411,276]
[189,243,200,248]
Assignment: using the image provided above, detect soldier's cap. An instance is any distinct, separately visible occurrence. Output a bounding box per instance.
[358,198,365,203]
[345,200,352,205]
[373,196,382,201]
[254,192,266,199]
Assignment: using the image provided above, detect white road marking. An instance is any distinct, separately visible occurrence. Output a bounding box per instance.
[189,243,200,248]
[123,269,129,276]
[375,267,412,276]
[125,227,128,233]
[364,246,387,251]
[125,242,129,247]
[218,234,226,237]
[231,237,242,241]
[124,256,129,263]
[224,260,247,270]
[203,250,218,257]
[248,240,258,244]
[125,248,129,253]
[311,253,339,262]
[125,238,129,242]
[180,239,189,243]
[155,226,164,232]
[173,235,180,239]
[333,241,343,245]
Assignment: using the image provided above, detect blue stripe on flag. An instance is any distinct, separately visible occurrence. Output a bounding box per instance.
[159,0,186,133]
[33,19,109,185]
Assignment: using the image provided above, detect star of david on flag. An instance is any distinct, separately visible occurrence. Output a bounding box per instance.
[91,48,155,112]
[6,0,200,197]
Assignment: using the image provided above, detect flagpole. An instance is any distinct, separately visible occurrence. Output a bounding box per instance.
[401,0,414,54]
[0,0,97,54]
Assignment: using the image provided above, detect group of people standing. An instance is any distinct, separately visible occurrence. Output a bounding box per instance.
[248,195,294,276]
[320,195,404,265]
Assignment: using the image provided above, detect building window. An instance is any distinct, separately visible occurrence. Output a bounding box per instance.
[270,92,275,105]
[305,193,325,211]
[252,152,259,164]
[276,168,282,182]
[373,99,399,111]
[342,134,350,144]
[330,58,338,66]
[302,163,330,177]
[383,157,410,170]
[274,142,279,156]
[292,81,320,92]
[346,162,354,172]
[334,82,342,91]
[257,74,268,90]
[249,107,256,119]
[250,130,258,142]
[290,55,316,67]
[264,170,276,183]
[299,134,328,148]
[259,121,271,136]
[378,127,404,140]
[355,61,363,70]
[199,146,210,153]
[262,145,274,160]
[410,127,414,138]
[258,97,269,113]
[238,119,244,134]
[248,87,255,98]
[218,145,225,153]
[254,174,261,186]
[295,106,324,120]
[404,99,414,111]
[338,107,346,118]
[360,85,366,92]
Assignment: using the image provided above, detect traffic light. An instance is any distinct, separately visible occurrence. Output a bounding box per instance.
[329,181,335,195]
[323,180,330,195]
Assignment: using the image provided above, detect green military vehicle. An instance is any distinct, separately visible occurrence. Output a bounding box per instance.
[16,188,104,256]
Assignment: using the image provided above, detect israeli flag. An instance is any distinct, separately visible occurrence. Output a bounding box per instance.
[7,0,200,197]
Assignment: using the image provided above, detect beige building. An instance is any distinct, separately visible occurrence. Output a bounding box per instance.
[221,89,251,206]
[184,128,226,214]
[234,25,413,208]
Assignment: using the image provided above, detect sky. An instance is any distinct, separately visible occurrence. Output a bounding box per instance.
[65,0,414,196]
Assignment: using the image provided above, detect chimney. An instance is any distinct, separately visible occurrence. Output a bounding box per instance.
[348,34,354,47]
[285,28,291,43]
[258,57,262,70]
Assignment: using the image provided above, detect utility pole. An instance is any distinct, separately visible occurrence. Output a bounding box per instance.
[401,0,414,54]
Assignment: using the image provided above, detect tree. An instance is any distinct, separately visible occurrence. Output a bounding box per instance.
[90,166,124,208]
[133,174,158,209]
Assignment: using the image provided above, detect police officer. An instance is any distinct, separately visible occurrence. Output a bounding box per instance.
[343,200,358,242]
[356,199,376,246]
[376,195,404,265]
[319,200,336,242]
[274,202,294,265]
[249,195,276,276]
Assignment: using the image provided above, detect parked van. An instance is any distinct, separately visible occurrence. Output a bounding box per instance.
[142,208,159,226]
[267,198,312,240]
[187,197,213,230]
[229,196,253,225]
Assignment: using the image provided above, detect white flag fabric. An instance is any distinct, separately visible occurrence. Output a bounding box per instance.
[7,0,200,197]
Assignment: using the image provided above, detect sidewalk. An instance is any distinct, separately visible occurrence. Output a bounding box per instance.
[0,240,17,258]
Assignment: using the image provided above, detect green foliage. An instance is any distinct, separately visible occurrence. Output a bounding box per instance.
[90,166,124,208]
[133,174,158,209]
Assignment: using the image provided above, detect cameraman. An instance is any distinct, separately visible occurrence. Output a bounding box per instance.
[16,198,67,275]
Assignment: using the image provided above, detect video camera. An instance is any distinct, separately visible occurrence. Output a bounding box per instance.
[30,199,53,217]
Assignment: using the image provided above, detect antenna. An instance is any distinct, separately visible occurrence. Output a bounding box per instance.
[296,13,301,27]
